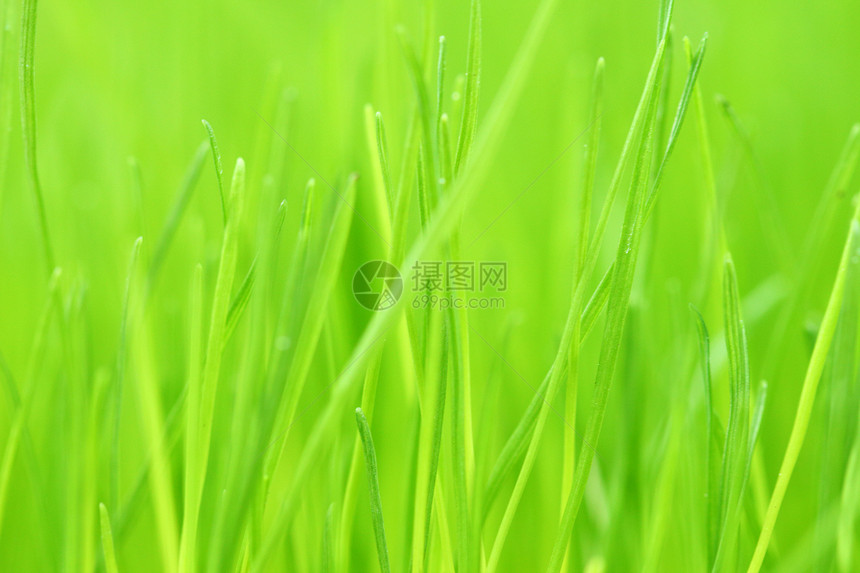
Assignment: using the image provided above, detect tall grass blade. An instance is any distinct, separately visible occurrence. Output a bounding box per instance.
[711,254,751,572]
[183,158,245,571]
[110,237,143,512]
[748,206,860,573]
[691,304,723,568]
[562,58,604,566]
[355,407,391,573]
[179,264,204,573]
[263,174,358,481]
[19,0,54,273]
[546,13,668,566]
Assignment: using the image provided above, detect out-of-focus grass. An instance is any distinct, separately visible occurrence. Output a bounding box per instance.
[2,0,860,571]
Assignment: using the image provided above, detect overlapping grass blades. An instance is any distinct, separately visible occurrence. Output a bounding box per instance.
[6,0,860,571]
[749,205,860,572]
[248,0,566,565]
[180,157,245,572]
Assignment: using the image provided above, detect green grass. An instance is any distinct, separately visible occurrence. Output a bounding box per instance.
[3,0,860,571]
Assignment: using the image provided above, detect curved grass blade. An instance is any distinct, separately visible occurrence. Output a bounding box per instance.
[355,407,391,573]
[691,304,724,568]
[748,207,860,573]
[337,346,386,570]
[816,220,860,568]
[0,2,17,212]
[19,0,54,274]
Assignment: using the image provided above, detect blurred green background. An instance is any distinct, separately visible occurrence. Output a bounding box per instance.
[1,0,859,570]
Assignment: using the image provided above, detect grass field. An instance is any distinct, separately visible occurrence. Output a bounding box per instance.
[1,0,860,571]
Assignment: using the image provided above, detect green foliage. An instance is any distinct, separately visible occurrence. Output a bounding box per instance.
[3,0,860,571]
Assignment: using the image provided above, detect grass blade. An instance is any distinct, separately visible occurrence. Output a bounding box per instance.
[454,0,481,174]
[546,16,667,567]
[179,264,204,573]
[202,119,227,224]
[561,57,604,566]
[0,268,61,538]
[110,238,143,512]
[410,313,449,573]
[19,0,54,274]
[147,141,210,287]
[712,254,752,572]
[99,503,120,573]
[838,420,860,571]
[131,266,180,572]
[321,504,334,573]
[716,96,792,272]
[748,205,860,573]
[691,304,724,568]
[183,158,245,572]
[224,257,257,346]
[250,0,577,562]
[355,407,391,573]
[263,174,358,482]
